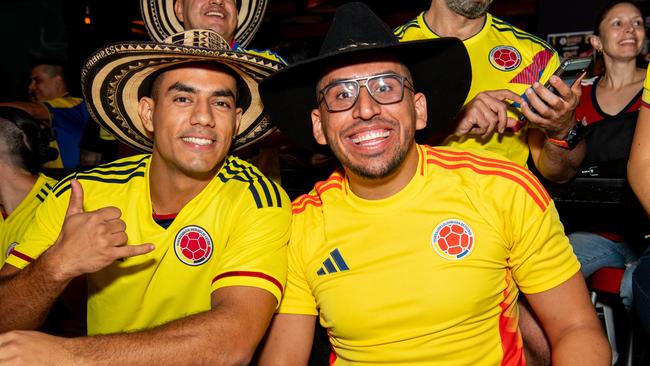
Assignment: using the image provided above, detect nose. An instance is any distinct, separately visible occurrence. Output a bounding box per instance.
[351,86,381,121]
[190,99,215,127]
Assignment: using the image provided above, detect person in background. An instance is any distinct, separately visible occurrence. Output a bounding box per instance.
[628,51,650,340]
[0,59,89,169]
[140,0,287,182]
[394,0,586,184]
[256,3,610,365]
[0,107,58,266]
[0,30,290,364]
[568,0,646,316]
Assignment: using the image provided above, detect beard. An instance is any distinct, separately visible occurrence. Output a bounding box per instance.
[323,117,416,180]
[446,0,492,19]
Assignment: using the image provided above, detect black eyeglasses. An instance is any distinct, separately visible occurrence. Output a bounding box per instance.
[317,73,414,112]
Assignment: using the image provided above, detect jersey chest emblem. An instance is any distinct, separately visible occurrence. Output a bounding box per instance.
[432,219,474,260]
[489,46,522,71]
[174,225,213,266]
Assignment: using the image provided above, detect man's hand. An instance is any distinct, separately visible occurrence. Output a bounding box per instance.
[44,179,154,281]
[520,74,584,139]
[453,89,523,139]
[0,330,78,365]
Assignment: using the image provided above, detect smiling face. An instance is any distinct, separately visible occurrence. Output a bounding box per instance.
[593,2,645,60]
[174,0,239,43]
[311,59,427,183]
[139,64,242,181]
[28,64,66,102]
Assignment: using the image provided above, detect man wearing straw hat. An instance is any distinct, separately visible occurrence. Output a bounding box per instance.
[0,29,291,364]
[257,3,609,365]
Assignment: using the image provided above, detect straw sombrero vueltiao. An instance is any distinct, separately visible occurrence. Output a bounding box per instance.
[259,2,472,151]
[141,0,266,47]
[81,29,283,152]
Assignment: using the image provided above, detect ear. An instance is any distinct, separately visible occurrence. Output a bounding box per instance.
[589,34,602,52]
[174,0,185,22]
[413,92,427,131]
[233,107,243,136]
[311,108,327,145]
[138,97,156,133]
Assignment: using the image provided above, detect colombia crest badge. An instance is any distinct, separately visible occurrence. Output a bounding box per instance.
[432,219,474,260]
[174,225,213,266]
[489,46,522,71]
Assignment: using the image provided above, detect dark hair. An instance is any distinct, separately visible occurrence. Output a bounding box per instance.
[0,107,58,174]
[31,57,69,83]
[593,0,643,35]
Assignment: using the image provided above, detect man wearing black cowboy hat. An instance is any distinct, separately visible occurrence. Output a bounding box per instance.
[0,30,291,364]
[257,3,609,365]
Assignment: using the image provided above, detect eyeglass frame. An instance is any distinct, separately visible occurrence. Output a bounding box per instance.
[316,73,415,112]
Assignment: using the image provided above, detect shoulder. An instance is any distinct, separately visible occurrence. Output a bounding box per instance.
[50,154,150,199]
[488,14,554,52]
[394,12,427,41]
[422,145,551,212]
[216,156,290,209]
[43,95,84,109]
[291,169,345,216]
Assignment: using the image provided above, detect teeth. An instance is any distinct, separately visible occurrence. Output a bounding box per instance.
[183,137,213,146]
[351,130,389,144]
[205,11,224,17]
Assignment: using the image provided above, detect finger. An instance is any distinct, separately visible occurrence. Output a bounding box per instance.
[65,179,85,217]
[113,243,155,259]
[486,89,523,104]
[104,219,127,235]
[546,75,574,101]
[505,117,520,129]
[495,103,508,134]
[524,86,552,118]
[94,206,123,222]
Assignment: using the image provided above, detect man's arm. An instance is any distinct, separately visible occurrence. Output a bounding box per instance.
[0,180,152,332]
[0,101,50,122]
[0,286,278,365]
[257,314,317,365]
[525,75,586,183]
[628,106,650,215]
[525,272,610,365]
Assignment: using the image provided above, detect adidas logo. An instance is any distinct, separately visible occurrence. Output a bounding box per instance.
[317,249,349,276]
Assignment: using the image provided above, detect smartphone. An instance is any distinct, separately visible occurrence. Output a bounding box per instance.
[545,56,592,94]
[516,56,592,121]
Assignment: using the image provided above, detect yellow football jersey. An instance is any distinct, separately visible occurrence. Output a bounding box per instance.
[0,174,56,266]
[395,13,561,166]
[280,145,579,365]
[6,154,291,335]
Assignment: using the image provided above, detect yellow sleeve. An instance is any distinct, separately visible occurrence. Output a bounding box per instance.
[643,65,650,105]
[5,179,72,269]
[210,186,292,306]
[505,180,580,294]
[277,211,319,316]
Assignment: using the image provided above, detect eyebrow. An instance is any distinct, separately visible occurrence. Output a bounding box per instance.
[326,70,401,84]
[167,82,236,98]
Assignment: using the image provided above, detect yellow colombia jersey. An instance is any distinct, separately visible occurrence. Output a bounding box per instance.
[6,154,291,335]
[641,66,650,108]
[395,13,561,166]
[0,174,57,266]
[281,145,579,365]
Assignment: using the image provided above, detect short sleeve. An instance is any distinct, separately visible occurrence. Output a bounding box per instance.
[210,186,292,306]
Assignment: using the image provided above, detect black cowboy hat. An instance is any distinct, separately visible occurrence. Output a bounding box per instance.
[259,2,472,151]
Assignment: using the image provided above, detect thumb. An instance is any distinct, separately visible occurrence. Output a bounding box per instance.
[65,179,85,217]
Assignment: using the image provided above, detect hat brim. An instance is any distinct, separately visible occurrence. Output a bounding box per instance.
[259,37,471,151]
[82,41,283,152]
[141,0,266,47]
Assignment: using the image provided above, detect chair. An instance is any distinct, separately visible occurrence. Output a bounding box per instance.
[588,267,634,366]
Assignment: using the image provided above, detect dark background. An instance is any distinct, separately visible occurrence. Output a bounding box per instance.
[2,0,650,102]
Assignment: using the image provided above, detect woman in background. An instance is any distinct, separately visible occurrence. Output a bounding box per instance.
[569,0,646,311]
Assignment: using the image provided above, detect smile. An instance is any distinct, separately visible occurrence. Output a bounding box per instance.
[182,136,214,146]
[204,10,225,18]
[350,129,390,145]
